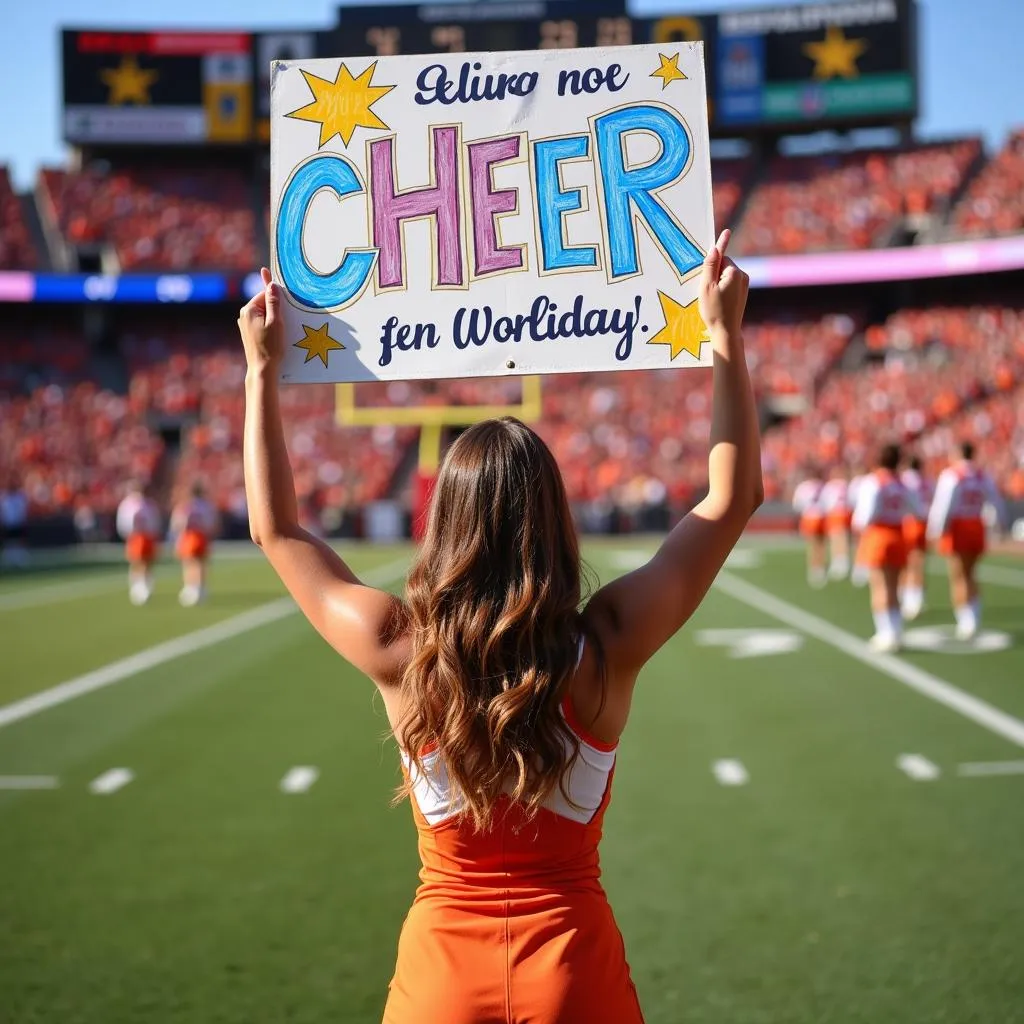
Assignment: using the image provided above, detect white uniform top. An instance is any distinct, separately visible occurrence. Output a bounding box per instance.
[926,463,1005,540]
[820,478,849,515]
[900,469,933,520]
[852,471,922,531]
[792,478,824,516]
[116,494,161,539]
[172,498,217,535]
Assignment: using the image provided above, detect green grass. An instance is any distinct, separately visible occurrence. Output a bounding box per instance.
[1,540,1023,1024]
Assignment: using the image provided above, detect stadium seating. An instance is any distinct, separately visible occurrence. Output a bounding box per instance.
[765,304,1023,497]
[735,140,981,254]
[951,129,1024,238]
[0,166,37,269]
[39,165,257,270]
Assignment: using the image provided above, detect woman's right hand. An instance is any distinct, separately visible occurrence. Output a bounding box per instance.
[699,228,749,337]
[238,266,284,373]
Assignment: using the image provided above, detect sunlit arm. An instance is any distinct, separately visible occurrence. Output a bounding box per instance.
[238,274,406,686]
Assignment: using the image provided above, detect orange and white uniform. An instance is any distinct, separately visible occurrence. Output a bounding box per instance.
[116,493,161,564]
[927,462,1004,557]
[173,498,217,561]
[384,641,643,1024]
[852,470,920,569]
[793,478,825,537]
[900,469,934,551]
[821,477,852,534]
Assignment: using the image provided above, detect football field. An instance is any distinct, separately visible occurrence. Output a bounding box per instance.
[1,539,1023,1024]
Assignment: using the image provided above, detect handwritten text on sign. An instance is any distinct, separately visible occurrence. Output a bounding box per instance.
[270,44,714,383]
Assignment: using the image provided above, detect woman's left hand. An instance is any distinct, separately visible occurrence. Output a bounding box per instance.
[238,266,284,372]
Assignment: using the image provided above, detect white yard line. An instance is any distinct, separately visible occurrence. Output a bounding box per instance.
[714,571,1024,749]
[280,766,320,793]
[89,768,134,794]
[712,759,749,786]
[957,760,1024,777]
[0,574,129,612]
[0,557,409,731]
[897,754,940,781]
[0,775,60,790]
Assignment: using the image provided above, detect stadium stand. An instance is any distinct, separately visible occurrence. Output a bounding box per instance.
[734,139,982,254]
[0,166,37,269]
[951,129,1024,238]
[38,164,257,270]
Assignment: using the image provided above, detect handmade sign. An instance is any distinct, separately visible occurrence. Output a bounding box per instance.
[270,43,713,383]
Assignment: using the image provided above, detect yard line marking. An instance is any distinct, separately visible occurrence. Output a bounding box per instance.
[712,759,749,786]
[0,574,128,612]
[0,557,410,731]
[897,754,940,781]
[89,768,134,794]
[0,775,60,790]
[715,571,1024,749]
[958,760,1024,777]
[280,766,320,794]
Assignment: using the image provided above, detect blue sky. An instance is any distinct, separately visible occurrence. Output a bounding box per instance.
[3,0,1021,187]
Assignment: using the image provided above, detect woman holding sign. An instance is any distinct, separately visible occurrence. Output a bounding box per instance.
[238,230,760,1024]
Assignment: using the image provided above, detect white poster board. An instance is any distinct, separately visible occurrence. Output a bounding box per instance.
[270,43,713,383]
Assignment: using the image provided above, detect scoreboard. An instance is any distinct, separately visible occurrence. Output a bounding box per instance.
[63,1,918,145]
[62,30,253,144]
[323,2,711,60]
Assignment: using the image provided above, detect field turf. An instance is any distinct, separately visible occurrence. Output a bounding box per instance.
[1,539,1023,1024]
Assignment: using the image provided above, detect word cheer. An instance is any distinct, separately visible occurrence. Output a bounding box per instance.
[276,103,703,311]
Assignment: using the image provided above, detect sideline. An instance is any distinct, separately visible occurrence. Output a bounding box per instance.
[0,557,409,731]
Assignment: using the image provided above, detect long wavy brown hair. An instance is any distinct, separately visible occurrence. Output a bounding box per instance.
[397,417,596,831]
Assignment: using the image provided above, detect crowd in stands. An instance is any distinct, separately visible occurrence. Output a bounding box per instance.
[0,167,36,270]
[734,140,981,254]
[39,165,256,271]
[952,130,1024,239]
[762,304,1024,498]
[6,300,1022,528]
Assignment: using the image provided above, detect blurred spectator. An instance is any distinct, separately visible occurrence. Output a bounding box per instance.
[40,165,256,270]
[951,129,1024,238]
[0,167,37,269]
[736,140,981,255]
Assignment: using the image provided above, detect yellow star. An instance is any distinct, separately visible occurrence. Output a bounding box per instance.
[100,56,158,105]
[650,53,688,90]
[647,292,709,361]
[803,25,868,79]
[286,62,394,148]
[294,323,345,367]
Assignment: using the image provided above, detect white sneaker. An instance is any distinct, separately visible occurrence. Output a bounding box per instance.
[869,632,901,653]
[851,565,869,588]
[955,621,977,642]
[808,568,828,589]
[129,581,151,606]
[829,559,850,580]
[178,585,200,607]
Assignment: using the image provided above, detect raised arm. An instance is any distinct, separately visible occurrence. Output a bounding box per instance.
[584,230,762,683]
[238,268,408,686]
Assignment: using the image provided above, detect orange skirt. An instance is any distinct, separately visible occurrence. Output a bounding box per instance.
[800,512,826,538]
[176,529,209,561]
[827,510,852,534]
[857,524,908,569]
[937,518,986,557]
[126,533,157,564]
[902,517,927,552]
[384,891,645,1024]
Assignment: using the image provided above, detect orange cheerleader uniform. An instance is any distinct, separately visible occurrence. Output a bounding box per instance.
[902,516,927,552]
[937,518,986,557]
[384,689,644,1024]
[857,524,908,570]
[176,528,209,561]
[126,533,157,565]
[799,511,826,538]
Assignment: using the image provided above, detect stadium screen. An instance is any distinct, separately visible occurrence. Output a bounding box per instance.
[62,30,254,144]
